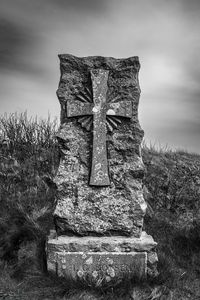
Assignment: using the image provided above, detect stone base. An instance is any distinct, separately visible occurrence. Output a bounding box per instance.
[46,231,158,286]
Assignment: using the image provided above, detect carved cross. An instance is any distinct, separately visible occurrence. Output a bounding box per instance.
[67,69,132,186]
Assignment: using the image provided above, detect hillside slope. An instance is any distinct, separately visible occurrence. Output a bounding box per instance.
[0,113,200,299]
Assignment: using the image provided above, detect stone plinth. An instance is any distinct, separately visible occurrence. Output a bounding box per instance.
[46,231,158,284]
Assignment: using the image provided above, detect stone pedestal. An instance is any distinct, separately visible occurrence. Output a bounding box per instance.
[46,54,158,286]
[47,231,157,285]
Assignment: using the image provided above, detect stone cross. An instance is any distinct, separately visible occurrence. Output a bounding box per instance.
[67,69,132,186]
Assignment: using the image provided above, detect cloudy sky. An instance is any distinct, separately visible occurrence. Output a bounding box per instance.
[1,0,200,153]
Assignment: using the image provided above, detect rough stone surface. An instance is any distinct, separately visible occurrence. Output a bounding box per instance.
[47,251,147,285]
[54,54,146,236]
[47,231,157,253]
[46,231,157,281]
[147,251,159,278]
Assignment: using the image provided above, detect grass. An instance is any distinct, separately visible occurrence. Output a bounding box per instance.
[0,112,200,299]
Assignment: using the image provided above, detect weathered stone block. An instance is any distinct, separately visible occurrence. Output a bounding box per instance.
[54,54,146,237]
[46,231,157,284]
[147,251,159,277]
[47,231,157,253]
[47,251,146,285]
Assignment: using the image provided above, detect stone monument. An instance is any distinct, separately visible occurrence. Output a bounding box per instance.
[46,54,158,286]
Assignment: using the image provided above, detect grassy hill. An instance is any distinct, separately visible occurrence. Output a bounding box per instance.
[0,113,200,300]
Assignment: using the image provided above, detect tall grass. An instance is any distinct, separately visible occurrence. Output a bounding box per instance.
[0,111,58,164]
[0,112,59,269]
[0,113,200,299]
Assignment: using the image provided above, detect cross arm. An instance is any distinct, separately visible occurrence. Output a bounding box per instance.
[67,101,93,117]
[106,100,132,118]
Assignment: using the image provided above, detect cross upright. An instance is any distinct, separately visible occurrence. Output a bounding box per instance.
[67,69,132,186]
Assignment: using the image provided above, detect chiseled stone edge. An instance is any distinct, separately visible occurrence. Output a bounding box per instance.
[47,231,157,253]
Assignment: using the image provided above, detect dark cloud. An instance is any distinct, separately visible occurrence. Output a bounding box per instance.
[180,0,200,12]
[0,0,108,76]
[0,18,43,76]
[1,0,108,17]
[48,0,107,13]
[0,19,32,68]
